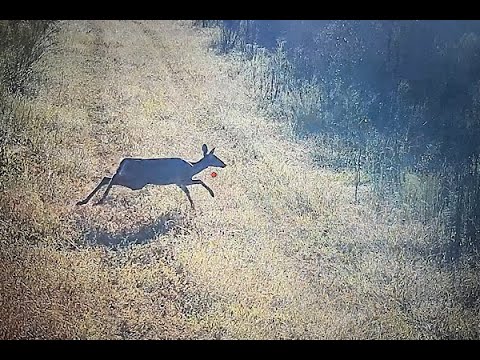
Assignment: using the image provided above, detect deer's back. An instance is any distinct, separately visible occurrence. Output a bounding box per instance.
[117,157,193,187]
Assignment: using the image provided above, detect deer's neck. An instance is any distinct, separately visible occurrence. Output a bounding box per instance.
[190,157,209,176]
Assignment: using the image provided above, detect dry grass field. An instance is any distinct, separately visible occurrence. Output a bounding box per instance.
[1,20,478,339]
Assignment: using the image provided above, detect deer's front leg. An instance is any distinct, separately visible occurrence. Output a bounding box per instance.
[189,179,214,197]
[177,184,195,209]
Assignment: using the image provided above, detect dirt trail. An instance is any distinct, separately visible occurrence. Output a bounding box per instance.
[37,20,382,339]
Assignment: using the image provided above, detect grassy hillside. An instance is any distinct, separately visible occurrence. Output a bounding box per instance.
[1,20,478,339]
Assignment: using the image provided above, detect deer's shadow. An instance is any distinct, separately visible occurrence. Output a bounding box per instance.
[81,210,189,248]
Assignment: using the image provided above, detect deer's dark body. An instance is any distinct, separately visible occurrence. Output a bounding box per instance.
[116,158,195,189]
[76,144,226,208]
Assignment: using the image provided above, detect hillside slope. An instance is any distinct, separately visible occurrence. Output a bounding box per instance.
[1,20,478,339]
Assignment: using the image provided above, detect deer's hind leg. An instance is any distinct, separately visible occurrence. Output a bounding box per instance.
[76,177,111,206]
[94,175,119,206]
[94,174,147,206]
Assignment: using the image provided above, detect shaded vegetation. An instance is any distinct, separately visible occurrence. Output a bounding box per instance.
[202,20,480,263]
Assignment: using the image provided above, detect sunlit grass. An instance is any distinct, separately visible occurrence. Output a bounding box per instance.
[0,20,478,339]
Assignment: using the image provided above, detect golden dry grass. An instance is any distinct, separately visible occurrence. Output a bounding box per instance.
[1,20,479,339]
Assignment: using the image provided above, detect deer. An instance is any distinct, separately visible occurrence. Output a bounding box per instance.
[75,144,226,209]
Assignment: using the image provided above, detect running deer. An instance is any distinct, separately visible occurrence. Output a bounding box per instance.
[76,144,226,208]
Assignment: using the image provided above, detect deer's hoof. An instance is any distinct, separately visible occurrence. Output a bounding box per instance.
[76,200,86,206]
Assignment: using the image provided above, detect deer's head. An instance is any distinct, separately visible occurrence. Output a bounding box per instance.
[202,144,226,168]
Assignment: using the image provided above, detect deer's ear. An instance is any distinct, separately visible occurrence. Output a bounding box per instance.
[202,144,208,156]
[209,147,216,155]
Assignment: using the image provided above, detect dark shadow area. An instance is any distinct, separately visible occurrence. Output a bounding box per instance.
[201,20,480,267]
[80,211,190,248]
